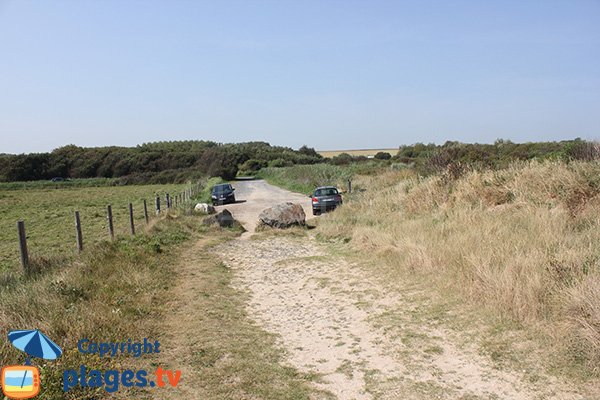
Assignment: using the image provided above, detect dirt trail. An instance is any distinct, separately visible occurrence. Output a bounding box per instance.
[217,235,583,400]
[171,180,585,399]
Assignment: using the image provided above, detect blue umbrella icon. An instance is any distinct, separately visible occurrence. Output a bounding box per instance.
[8,329,62,362]
[8,329,63,389]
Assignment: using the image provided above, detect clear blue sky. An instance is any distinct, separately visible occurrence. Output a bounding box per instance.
[0,0,598,154]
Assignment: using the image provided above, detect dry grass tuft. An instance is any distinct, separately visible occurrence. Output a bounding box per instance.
[318,160,600,373]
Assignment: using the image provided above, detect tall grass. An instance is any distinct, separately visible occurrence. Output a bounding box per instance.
[318,161,600,373]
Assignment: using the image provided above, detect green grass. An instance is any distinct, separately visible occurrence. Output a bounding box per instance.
[0,212,204,399]
[256,164,378,194]
[0,182,190,272]
[0,177,122,190]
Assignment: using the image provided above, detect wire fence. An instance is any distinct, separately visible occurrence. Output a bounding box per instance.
[14,183,203,275]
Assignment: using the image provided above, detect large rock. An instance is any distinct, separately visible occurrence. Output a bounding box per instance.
[202,209,238,228]
[259,202,306,229]
[194,202,215,214]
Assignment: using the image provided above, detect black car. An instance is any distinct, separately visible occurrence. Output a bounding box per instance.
[310,186,342,215]
[211,183,236,205]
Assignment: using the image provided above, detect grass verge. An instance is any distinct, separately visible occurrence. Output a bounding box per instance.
[149,233,326,399]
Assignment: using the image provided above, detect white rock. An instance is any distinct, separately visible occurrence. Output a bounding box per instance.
[194,203,215,214]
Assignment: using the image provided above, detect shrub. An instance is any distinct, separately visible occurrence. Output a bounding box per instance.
[269,158,293,168]
[240,159,268,173]
[374,152,392,160]
[330,153,353,165]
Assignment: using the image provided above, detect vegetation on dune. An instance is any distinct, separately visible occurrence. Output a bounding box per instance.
[317,160,600,376]
[0,141,322,183]
[312,139,598,176]
[394,138,599,174]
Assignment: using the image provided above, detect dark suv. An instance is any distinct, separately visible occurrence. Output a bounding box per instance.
[311,186,342,215]
[211,183,236,205]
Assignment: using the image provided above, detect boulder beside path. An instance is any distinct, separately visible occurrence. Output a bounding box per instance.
[258,202,306,229]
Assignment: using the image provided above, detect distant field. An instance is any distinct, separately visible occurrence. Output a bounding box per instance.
[317,148,398,158]
[0,182,187,272]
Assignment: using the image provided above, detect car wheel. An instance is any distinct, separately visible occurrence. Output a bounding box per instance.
[312,209,320,216]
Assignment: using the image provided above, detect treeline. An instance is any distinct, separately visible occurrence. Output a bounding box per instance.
[328,138,599,174]
[0,141,322,183]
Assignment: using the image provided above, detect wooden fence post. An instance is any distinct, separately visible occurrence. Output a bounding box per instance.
[155,195,161,215]
[143,199,149,224]
[75,211,83,253]
[174,195,178,208]
[128,203,135,236]
[347,179,352,193]
[17,220,30,273]
[166,193,170,209]
[107,205,115,240]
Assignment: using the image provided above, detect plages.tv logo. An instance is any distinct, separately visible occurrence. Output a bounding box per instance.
[1,329,62,399]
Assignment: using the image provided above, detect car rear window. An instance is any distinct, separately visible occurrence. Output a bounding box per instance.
[213,185,231,192]
[315,188,338,196]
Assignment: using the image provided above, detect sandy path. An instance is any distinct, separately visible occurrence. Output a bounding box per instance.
[212,180,584,399]
[161,180,585,399]
[216,235,584,400]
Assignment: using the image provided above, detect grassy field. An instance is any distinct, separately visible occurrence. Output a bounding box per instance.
[317,148,397,158]
[0,178,122,190]
[317,160,600,377]
[0,182,189,272]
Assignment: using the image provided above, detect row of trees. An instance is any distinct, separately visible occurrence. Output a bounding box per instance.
[0,141,323,183]
[2,138,596,183]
